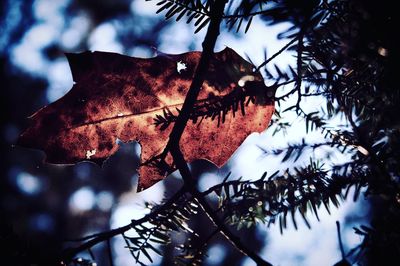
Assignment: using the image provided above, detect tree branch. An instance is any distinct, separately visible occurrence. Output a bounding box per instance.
[61,187,186,262]
[194,228,219,259]
[256,37,298,72]
[171,146,272,266]
[165,0,227,150]
[161,1,272,265]
[345,109,394,187]
[295,30,304,111]
[336,221,346,259]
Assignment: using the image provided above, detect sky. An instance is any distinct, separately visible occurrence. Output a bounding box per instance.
[1,0,368,265]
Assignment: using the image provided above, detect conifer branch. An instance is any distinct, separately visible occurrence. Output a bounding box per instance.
[162,1,272,265]
[165,0,228,149]
[256,37,298,71]
[171,146,272,266]
[61,187,186,262]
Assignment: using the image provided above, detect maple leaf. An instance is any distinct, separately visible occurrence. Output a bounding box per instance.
[18,47,275,191]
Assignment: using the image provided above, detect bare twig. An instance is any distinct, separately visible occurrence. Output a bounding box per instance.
[106,239,114,266]
[336,221,346,259]
[256,37,298,72]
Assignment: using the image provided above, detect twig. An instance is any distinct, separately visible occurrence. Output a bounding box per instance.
[295,30,304,112]
[301,92,325,97]
[196,195,271,265]
[165,0,228,150]
[274,77,325,101]
[336,221,346,259]
[162,1,272,265]
[274,81,298,101]
[191,228,219,262]
[107,239,114,266]
[256,37,298,71]
[162,0,209,17]
[223,9,282,19]
[345,104,392,183]
[171,146,272,266]
[61,187,186,262]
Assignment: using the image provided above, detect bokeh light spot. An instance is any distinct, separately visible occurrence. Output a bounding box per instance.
[96,191,114,211]
[16,171,43,195]
[69,187,96,213]
[205,244,226,265]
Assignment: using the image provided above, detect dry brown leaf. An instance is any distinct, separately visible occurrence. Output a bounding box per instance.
[18,47,275,191]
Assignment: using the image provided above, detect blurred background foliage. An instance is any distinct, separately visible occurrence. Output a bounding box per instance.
[1,0,167,264]
[1,0,399,265]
